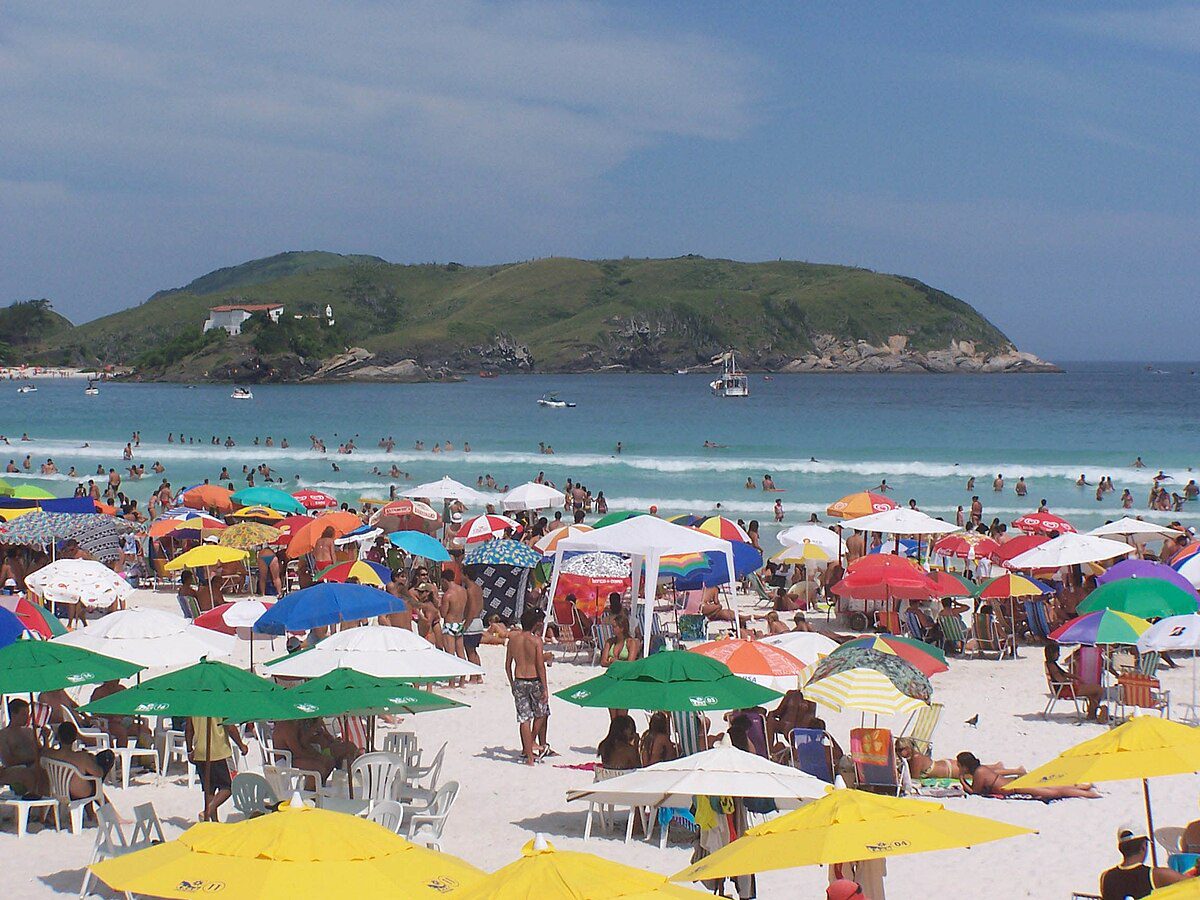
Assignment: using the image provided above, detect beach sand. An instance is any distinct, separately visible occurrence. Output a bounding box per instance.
[4,588,1197,898]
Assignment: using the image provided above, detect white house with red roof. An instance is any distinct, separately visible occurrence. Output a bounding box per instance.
[203,302,284,335]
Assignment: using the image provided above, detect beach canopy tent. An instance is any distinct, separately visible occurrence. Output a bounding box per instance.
[55,608,235,667]
[501,481,563,512]
[264,624,482,680]
[567,744,827,810]
[547,516,738,640]
[1007,532,1136,569]
[838,508,959,536]
[1090,517,1183,539]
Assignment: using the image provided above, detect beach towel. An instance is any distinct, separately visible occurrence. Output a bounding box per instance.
[466,563,529,625]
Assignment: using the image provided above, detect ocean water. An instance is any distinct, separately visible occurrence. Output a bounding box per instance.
[0,362,1197,538]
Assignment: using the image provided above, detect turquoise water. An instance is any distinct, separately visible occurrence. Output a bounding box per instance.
[1,363,1197,536]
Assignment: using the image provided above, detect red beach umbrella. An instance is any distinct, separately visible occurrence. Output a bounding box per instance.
[1011,512,1077,536]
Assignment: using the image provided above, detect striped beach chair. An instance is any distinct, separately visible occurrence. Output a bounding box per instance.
[670,711,709,757]
[937,615,967,654]
[899,702,944,755]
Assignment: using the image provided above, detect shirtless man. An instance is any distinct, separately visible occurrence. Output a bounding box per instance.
[439,570,469,686]
[462,571,486,684]
[505,608,550,766]
[89,680,151,747]
[0,699,47,795]
[313,527,337,572]
[271,719,354,784]
[43,723,110,799]
[956,751,1099,799]
[992,473,1004,492]
[766,689,817,757]
[383,569,414,630]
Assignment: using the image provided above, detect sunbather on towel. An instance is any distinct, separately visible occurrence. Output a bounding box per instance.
[896,738,1022,780]
[956,752,1100,799]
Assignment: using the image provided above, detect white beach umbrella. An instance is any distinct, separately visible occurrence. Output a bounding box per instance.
[1089,517,1182,538]
[839,508,959,535]
[54,608,235,667]
[566,745,827,808]
[501,481,564,512]
[25,559,134,610]
[1138,613,1200,723]
[263,624,482,679]
[1007,532,1136,569]
[758,631,840,667]
[776,525,839,556]
[401,476,488,506]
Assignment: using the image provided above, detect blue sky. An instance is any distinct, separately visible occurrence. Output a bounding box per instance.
[0,2,1196,359]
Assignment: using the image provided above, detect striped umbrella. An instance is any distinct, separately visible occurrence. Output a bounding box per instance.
[770,543,832,564]
[697,517,751,543]
[806,647,932,703]
[927,571,973,598]
[803,666,930,716]
[316,560,391,588]
[149,511,227,538]
[456,514,520,545]
[534,524,593,554]
[667,514,706,527]
[594,511,647,529]
[838,635,948,676]
[1050,609,1150,646]
[219,522,282,550]
[659,552,712,579]
[1171,542,1200,589]
[975,573,1053,599]
[825,492,897,520]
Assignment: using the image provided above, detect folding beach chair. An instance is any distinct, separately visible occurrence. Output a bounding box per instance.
[849,727,901,795]
[899,702,944,755]
[670,711,709,758]
[874,609,902,635]
[937,615,967,654]
[590,622,614,666]
[1117,670,1170,720]
[789,727,834,782]
[1043,671,1085,721]
[967,613,1015,660]
[1022,599,1052,642]
[749,574,774,609]
[1137,651,1162,676]
[904,610,937,644]
[550,598,588,664]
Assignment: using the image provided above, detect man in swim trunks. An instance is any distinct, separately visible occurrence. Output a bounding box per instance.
[506,608,550,766]
[439,570,469,686]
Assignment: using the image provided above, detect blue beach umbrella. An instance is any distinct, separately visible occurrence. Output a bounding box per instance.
[463,539,541,568]
[0,608,30,649]
[253,583,406,635]
[669,541,764,589]
[387,531,451,561]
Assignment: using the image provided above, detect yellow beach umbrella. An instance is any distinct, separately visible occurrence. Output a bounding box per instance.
[219,522,282,550]
[165,545,248,571]
[229,505,285,521]
[770,543,832,564]
[673,788,1034,883]
[802,667,929,715]
[89,802,482,898]
[0,507,32,522]
[1152,879,1200,897]
[1007,716,1200,865]
[458,835,706,900]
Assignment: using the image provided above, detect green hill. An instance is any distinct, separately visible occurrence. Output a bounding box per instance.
[30,253,1054,376]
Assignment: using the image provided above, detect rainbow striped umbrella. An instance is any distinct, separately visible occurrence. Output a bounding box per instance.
[698,517,751,543]
[659,552,711,579]
[838,635,948,676]
[974,573,1053,600]
[1050,609,1150,646]
[316,560,391,588]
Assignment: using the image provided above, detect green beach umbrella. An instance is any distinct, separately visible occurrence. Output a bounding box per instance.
[0,478,13,496]
[229,486,307,515]
[0,638,142,693]
[81,658,302,721]
[284,668,466,717]
[593,511,647,529]
[12,485,55,500]
[1077,577,1199,620]
[555,650,781,712]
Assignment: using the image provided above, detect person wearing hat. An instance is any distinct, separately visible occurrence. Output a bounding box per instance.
[1099,828,1195,899]
[827,880,867,900]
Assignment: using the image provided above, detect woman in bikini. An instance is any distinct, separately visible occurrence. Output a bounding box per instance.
[956,752,1100,799]
[600,614,641,719]
[896,738,1026,781]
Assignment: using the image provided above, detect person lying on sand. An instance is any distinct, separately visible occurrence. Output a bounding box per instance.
[896,738,1022,781]
[481,614,511,644]
[956,752,1100,799]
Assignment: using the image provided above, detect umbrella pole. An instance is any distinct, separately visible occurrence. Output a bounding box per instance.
[1144,779,1158,866]
[204,717,214,821]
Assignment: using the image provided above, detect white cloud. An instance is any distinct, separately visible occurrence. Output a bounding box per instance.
[1049,6,1200,53]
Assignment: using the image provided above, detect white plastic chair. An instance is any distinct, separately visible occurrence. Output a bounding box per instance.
[158,729,195,786]
[582,766,649,843]
[44,758,105,834]
[366,799,406,834]
[405,781,458,851]
[129,802,165,846]
[112,738,160,790]
[254,721,294,769]
[351,752,406,815]
[79,805,128,898]
[398,743,444,804]
[262,766,321,803]
[231,773,277,820]
[63,707,111,752]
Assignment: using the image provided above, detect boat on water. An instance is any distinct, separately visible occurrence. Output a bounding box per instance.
[710,352,749,397]
[479,371,498,379]
[231,387,254,400]
[537,392,576,409]
[675,368,689,375]
[84,380,99,396]
[16,384,36,394]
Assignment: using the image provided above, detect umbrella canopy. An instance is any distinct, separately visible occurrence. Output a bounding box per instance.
[1007,532,1135,569]
[0,607,28,647]
[1098,559,1198,597]
[269,514,315,544]
[228,505,285,521]
[219,521,282,550]
[370,499,441,534]
[286,511,363,556]
[534,524,594,554]
[758,631,840,667]
[0,639,141,693]
[149,511,227,538]
[1011,511,1077,535]
[264,624,482,680]
[292,488,339,511]
[658,551,712,579]
[0,511,133,550]
[838,635,948,676]
[500,482,563,512]
[593,511,647,529]
[770,543,832,565]
[777,525,839,555]
[0,477,12,496]
[832,557,937,601]
[1077,577,1199,620]
[1090,517,1182,538]
[284,668,465,717]
[194,600,276,636]
[82,659,300,721]
[566,745,828,809]
[88,802,482,899]
[25,559,134,609]
[825,492,897,520]
[926,570,973,598]
[253,583,405,635]
[1138,614,1200,652]
[672,787,1034,882]
[402,476,488,505]
[803,669,930,715]
[697,516,752,543]
[315,560,391,588]
[933,532,1001,559]
[55,608,235,667]
[1050,609,1151,646]
[1150,881,1200,899]
[387,530,450,561]
[181,484,235,513]
[0,596,65,639]
[165,545,248,571]
[840,508,958,535]
[991,533,1049,565]
[664,543,763,590]
[455,514,520,545]
[806,647,932,703]
[456,835,697,900]
[463,538,541,568]
[974,573,1053,600]
[556,650,782,712]
[689,638,808,690]
[229,487,307,514]
[12,485,54,500]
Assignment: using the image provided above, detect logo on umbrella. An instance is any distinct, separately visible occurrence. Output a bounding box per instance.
[427,877,461,893]
[136,702,170,712]
[68,672,95,683]
[176,880,225,893]
[689,696,718,707]
[865,840,910,854]
[294,703,319,714]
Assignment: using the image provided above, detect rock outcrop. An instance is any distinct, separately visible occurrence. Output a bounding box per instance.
[778,334,1059,374]
[302,348,455,383]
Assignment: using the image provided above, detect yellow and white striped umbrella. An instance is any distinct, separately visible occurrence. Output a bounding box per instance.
[802,667,928,716]
[770,543,832,564]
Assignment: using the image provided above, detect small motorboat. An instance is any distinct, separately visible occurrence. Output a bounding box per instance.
[84,379,99,396]
[478,371,498,379]
[537,392,576,409]
[16,384,36,394]
[231,387,254,400]
[675,368,688,375]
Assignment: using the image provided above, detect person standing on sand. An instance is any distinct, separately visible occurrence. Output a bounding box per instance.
[462,572,485,684]
[505,608,550,766]
[439,570,468,686]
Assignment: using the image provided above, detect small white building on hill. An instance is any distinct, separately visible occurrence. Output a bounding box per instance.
[203,303,284,336]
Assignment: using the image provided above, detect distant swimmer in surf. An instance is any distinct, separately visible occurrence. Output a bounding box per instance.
[809,457,818,462]
[703,440,727,449]
[745,477,757,490]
